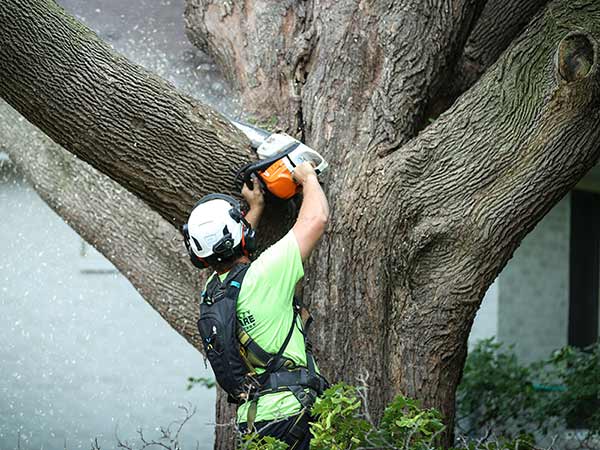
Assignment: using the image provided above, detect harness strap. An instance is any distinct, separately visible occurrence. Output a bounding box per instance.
[265,309,298,373]
[244,309,299,426]
[246,399,259,432]
[260,368,327,394]
[288,385,317,409]
[237,326,275,367]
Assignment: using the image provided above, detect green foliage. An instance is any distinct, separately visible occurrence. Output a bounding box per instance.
[238,433,289,450]
[457,339,600,440]
[193,342,598,449]
[379,395,445,446]
[457,339,539,435]
[309,382,532,450]
[234,380,540,450]
[310,383,372,449]
[540,344,600,434]
[186,376,216,390]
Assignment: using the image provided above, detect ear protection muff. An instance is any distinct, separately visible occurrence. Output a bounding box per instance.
[182,223,209,269]
[182,193,257,268]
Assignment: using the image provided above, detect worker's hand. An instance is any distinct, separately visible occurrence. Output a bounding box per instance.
[242,175,265,210]
[292,162,318,185]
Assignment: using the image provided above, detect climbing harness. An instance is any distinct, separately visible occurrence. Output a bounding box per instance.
[197,263,329,430]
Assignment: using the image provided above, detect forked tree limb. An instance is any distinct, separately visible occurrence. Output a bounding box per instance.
[185,0,486,151]
[370,1,600,416]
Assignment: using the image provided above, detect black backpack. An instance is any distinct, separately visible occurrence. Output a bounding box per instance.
[197,263,329,408]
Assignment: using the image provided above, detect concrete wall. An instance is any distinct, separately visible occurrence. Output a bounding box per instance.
[471,165,600,360]
[468,281,498,348]
[496,195,571,363]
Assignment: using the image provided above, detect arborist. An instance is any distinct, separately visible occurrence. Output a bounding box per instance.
[182,161,330,449]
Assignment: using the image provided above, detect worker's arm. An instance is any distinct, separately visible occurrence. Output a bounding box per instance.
[292,162,329,261]
[241,175,265,229]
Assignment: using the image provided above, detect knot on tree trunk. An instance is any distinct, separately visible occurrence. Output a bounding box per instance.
[556,31,597,83]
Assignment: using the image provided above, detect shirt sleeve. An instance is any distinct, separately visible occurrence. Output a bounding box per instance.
[248,230,304,304]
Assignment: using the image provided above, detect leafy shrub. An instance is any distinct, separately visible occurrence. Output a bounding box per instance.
[310,383,372,449]
[194,341,600,448]
[457,339,600,442]
[238,433,289,450]
[309,382,446,449]
[539,344,600,434]
[240,382,532,450]
[457,339,540,436]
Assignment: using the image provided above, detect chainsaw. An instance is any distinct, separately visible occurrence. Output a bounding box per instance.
[231,119,328,200]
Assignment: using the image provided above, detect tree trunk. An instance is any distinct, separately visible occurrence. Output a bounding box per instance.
[186,0,600,446]
[2,0,600,449]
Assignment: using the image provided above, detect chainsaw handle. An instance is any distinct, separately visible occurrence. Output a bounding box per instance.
[237,142,300,189]
[244,173,255,190]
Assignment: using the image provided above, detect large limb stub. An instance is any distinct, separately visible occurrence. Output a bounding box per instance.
[557,32,597,83]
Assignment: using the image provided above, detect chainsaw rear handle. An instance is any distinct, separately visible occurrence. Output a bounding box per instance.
[238,142,301,189]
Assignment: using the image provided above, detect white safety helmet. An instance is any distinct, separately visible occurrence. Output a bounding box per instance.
[185,194,244,260]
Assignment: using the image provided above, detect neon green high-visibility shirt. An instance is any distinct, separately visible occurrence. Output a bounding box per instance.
[216,230,307,423]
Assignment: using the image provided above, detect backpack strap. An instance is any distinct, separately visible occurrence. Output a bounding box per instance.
[263,296,329,410]
[245,304,299,430]
[202,263,249,304]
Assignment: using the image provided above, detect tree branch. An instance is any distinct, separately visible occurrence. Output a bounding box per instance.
[185,0,312,132]
[0,101,205,351]
[0,0,253,226]
[376,0,600,421]
[453,0,551,93]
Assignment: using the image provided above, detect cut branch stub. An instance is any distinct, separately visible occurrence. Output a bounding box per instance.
[557,32,597,82]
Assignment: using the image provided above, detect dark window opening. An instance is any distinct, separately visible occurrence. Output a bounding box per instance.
[567,190,600,429]
[569,190,600,347]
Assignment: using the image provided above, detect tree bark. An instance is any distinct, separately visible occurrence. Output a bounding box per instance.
[452,0,551,93]
[0,0,252,227]
[185,0,600,446]
[2,0,600,449]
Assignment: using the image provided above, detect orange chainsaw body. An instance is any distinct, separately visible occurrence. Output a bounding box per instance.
[258,158,299,200]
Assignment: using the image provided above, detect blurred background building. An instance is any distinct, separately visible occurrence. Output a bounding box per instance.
[470,167,600,363]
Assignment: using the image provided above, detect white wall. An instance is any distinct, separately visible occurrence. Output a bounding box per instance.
[469,281,498,348]
[496,195,571,363]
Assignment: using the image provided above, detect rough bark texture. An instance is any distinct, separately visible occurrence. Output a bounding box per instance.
[184,0,600,446]
[3,0,600,449]
[0,100,205,351]
[453,0,551,93]
[0,0,252,226]
[185,0,484,146]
